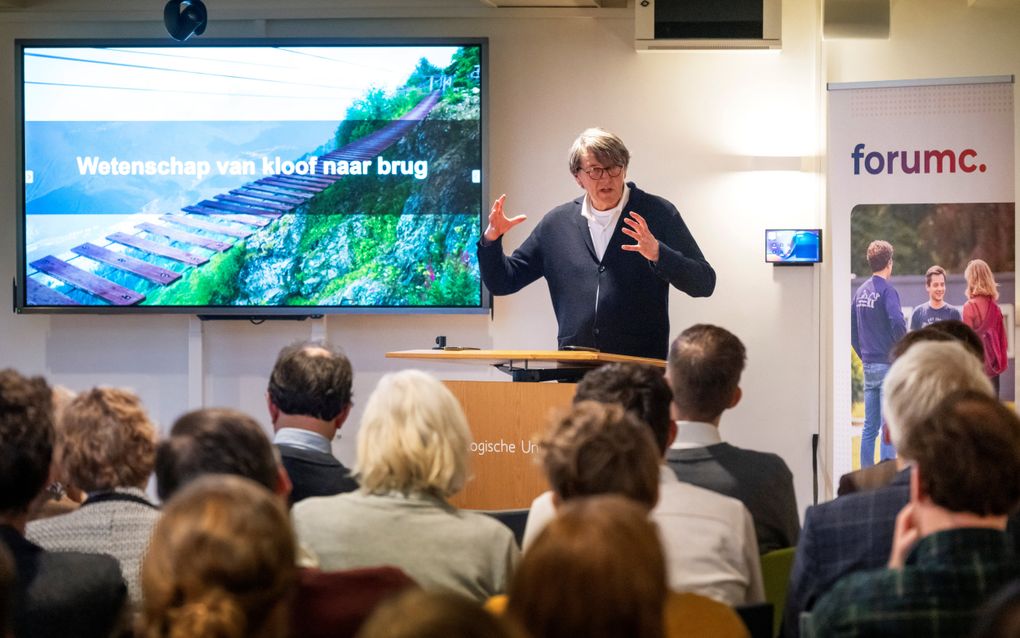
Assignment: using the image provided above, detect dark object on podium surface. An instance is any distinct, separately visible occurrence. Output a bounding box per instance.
[560,345,600,352]
[496,364,589,383]
[433,335,447,350]
[164,0,207,41]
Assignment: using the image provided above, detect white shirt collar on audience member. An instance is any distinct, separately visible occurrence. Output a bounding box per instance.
[670,420,723,450]
[273,427,333,455]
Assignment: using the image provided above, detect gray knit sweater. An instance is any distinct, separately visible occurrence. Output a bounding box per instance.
[26,487,160,605]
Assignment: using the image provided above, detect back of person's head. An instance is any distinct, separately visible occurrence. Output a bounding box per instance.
[574,363,672,455]
[539,401,659,509]
[268,341,353,421]
[355,370,471,498]
[972,580,1020,638]
[0,369,54,515]
[155,408,277,501]
[356,589,520,638]
[138,475,297,638]
[927,319,985,361]
[900,390,1020,517]
[59,387,156,492]
[507,495,667,638]
[890,327,956,361]
[667,324,745,422]
[867,240,894,272]
[882,341,993,450]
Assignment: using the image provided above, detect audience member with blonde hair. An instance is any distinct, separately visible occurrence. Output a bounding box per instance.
[962,258,1009,394]
[293,369,519,601]
[137,474,297,638]
[27,386,159,604]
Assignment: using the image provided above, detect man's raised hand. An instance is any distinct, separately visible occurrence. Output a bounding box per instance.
[484,194,528,242]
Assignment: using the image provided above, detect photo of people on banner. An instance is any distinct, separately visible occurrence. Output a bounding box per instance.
[850,202,1015,469]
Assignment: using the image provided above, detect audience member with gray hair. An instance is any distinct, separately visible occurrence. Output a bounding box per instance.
[808,390,1020,636]
[784,341,996,637]
[882,341,993,450]
[292,370,519,602]
[839,320,986,496]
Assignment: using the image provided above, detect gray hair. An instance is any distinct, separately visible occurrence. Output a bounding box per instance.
[568,128,631,175]
[882,341,993,452]
[355,369,472,498]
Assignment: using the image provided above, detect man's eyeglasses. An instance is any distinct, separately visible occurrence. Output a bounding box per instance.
[580,165,623,180]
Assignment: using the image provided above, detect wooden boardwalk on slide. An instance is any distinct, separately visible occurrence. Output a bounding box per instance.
[27,91,442,306]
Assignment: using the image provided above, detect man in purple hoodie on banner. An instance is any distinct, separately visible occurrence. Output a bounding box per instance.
[851,239,907,468]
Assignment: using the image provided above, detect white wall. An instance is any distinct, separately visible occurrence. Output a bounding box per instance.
[4,0,1015,518]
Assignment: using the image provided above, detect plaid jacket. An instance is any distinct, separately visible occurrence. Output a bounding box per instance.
[782,469,911,638]
[805,528,1018,638]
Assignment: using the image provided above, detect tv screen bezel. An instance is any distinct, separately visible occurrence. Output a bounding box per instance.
[14,36,490,317]
[764,227,822,265]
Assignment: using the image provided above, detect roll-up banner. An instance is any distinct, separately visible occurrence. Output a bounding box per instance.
[829,76,1015,481]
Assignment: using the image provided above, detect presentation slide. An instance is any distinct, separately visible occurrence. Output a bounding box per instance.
[21,43,484,310]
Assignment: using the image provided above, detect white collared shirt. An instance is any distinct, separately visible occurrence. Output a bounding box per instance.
[520,465,764,606]
[580,184,630,261]
[670,420,724,450]
[273,427,333,455]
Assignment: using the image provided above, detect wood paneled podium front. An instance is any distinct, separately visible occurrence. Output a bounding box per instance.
[385,349,665,510]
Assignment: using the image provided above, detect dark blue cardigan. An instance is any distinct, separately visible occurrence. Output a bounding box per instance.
[477,183,715,360]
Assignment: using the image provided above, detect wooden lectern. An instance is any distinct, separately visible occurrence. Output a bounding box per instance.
[385,349,665,510]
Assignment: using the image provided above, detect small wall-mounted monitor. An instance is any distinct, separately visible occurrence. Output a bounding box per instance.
[766,229,821,265]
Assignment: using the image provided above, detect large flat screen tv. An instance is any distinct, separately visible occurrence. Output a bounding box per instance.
[15,39,487,315]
